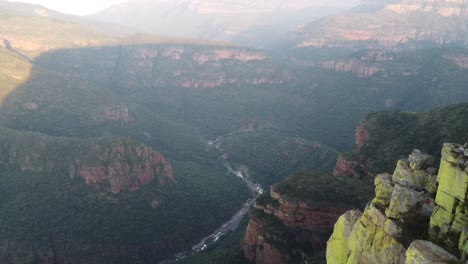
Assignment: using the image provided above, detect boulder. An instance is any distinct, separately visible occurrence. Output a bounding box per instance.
[385,183,433,219]
[405,240,458,264]
[392,160,437,194]
[326,209,362,264]
[373,173,393,208]
[408,150,435,170]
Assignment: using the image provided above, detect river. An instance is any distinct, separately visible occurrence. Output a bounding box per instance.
[160,134,264,263]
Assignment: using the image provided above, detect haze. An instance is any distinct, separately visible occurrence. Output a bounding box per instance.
[8,0,127,15]
[8,0,360,15]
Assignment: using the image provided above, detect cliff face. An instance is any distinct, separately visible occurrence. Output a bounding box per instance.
[333,119,372,179]
[320,50,395,77]
[243,191,351,264]
[71,142,174,194]
[242,172,373,264]
[326,144,467,263]
[321,59,381,78]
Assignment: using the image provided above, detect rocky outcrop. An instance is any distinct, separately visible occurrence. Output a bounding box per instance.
[333,155,371,178]
[242,215,285,264]
[326,144,466,263]
[71,143,173,194]
[253,188,352,231]
[320,50,397,79]
[333,120,371,178]
[103,106,132,123]
[193,49,267,64]
[242,172,372,264]
[428,143,468,254]
[443,54,468,69]
[321,59,381,78]
[355,119,369,149]
[405,240,459,263]
[244,191,349,264]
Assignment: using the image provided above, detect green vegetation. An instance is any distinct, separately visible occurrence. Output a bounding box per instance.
[0,125,250,262]
[220,129,338,186]
[177,217,252,264]
[350,103,468,175]
[274,171,373,207]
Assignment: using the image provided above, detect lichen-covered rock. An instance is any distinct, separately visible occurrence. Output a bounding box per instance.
[346,204,407,264]
[437,144,468,201]
[429,143,468,253]
[327,144,467,264]
[405,240,458,264]
[385,183,433,220]
[392,159,437,194]
[373,173,393,208]
[326,210,362,264]
[408,149,435,170]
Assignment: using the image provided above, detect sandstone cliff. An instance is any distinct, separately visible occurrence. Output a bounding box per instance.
[326,144,467,263]
[320,50,395,77]
[242,172,373,264]
[333,119,372,179]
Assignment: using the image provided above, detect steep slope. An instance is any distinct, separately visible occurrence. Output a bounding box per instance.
[290,0,468,63]
[327,144,467,263]
[333,103,468,179]
[242,172,373,264]
[0,126,184,262]
[90,0,355,47]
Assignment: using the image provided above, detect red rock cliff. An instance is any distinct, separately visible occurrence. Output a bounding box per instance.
[71,143,173,194]
[333,120,372,178]
[243,188,352,264]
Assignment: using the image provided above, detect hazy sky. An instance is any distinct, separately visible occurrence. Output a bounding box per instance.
[9,0,127,15]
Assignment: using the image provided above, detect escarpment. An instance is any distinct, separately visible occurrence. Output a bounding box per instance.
[326,144,467,263]
[242,172,373,264]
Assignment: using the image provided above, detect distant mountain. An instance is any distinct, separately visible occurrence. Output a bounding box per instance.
[89,0,357,47]
[289,0,468,62]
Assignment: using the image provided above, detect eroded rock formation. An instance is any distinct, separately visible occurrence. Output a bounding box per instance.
[326,144,467,263]
[242,172,372,264]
